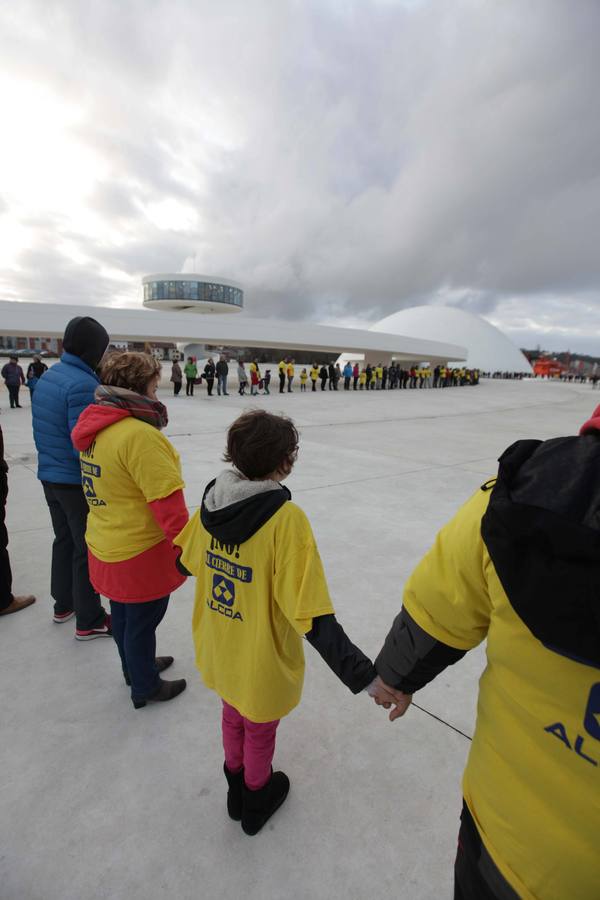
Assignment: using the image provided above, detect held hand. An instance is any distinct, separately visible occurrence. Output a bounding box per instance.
[368,676,413,722]
[368,675,397,708]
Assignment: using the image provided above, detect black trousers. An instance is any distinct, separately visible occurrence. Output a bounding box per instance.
[111,596,169,700]
[311,380,317,391]
[186,378,194,396]
[279,372,285,393]
[205,377,214,396]
[454,803,519,900]
[320,378,327,390]
[7,385,21,408]
[173,381,182,395]
[42,482,106,630]
[0,470,13,610]
[353,377,358,390]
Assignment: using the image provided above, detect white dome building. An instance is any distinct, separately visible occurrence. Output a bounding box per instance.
[371,306,532,373]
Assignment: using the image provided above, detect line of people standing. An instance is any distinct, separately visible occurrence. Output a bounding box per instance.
[166,354,480,400]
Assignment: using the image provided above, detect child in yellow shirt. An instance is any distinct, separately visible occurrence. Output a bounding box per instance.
[174,411,378,836]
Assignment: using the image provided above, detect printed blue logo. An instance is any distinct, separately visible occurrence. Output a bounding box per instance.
[584,682,600,742]
[212,574,235,607]
[82,475,97,499]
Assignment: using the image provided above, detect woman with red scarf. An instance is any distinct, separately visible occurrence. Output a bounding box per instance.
[72,352,189,709]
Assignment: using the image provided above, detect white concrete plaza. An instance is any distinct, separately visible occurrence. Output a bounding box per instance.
[1,377,595,900]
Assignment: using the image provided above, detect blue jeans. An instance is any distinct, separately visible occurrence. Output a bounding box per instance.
[217,375,228,395]
[110,596,169,700]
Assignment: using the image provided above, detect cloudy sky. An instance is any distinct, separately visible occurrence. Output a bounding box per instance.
[1,0,599,352]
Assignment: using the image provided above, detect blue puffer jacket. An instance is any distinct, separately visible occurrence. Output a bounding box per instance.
[32,352,100,484]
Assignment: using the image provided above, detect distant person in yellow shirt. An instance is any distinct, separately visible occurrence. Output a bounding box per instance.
[278,359,287,394]
[310,364,319,392]
[174,410,386,836]
[286,359,295,392]
[299,368,308,391]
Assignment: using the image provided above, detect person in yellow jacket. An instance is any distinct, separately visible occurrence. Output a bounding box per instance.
[71,351,189,709]
[309,364,319,392]
[359,368,367,390]
[371,420,600,900]
[174,410,384,837]
[299,368,308,392]
[277,359,287,394]
[286,359,295,392]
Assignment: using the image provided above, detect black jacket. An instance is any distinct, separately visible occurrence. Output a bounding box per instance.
[204,363,216,379]
[215,360,228,376]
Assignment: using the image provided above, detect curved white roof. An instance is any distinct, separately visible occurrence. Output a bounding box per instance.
[371,306,532,373]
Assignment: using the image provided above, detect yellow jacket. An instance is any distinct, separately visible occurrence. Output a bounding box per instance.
[384,486,600,900]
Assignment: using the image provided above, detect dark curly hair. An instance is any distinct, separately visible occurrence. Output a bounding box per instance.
[224,410,299,480]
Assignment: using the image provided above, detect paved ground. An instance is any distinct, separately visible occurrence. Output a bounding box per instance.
[1,376,596,900]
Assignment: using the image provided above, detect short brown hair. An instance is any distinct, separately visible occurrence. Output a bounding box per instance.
[99,351,161,395]
[224,410,299,480]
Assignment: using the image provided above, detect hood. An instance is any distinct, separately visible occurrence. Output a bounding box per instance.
[481,435,600,669]
[71,405,130,451]
[200,469,290,545]
[580,403,600,436]
[63,316,110,370]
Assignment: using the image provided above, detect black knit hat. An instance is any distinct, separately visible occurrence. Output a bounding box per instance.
[62,317,110,370]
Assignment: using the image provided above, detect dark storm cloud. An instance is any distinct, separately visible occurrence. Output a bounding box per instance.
[1,0,600,349]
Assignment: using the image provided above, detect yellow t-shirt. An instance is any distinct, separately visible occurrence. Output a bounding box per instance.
[403,487,600,900]
[287,364,295,377]
[300,372,308,383]
[81,418,185,562]
[359,372,367,384]
[278,360,286,373]
[175,501,335,722]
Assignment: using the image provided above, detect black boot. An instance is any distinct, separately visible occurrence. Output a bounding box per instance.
[241,770,290,836]
[223,763,244,821]
[124,656,174,686]
[132,677,186,709]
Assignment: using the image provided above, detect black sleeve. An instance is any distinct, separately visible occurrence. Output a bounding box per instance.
[175,553,192,577]
[306,614,377,694]
[375,607,466,694]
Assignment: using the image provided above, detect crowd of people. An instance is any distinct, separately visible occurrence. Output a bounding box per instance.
[169,356,481,397]
[1,316,598,898]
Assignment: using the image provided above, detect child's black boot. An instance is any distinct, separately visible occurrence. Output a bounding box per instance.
[223,763,244,821]
[241,770,290,836]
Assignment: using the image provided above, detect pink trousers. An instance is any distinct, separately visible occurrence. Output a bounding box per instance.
[221,700,280,791]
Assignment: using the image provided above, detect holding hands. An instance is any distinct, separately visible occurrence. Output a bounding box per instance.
[368,675,413,721]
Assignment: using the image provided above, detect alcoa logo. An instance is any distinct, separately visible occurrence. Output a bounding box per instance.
[544,682,600,768]
[212,575,235,606]
[206,574,243,621]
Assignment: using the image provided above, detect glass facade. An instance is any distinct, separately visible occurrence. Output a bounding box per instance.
[143,280,243,308]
